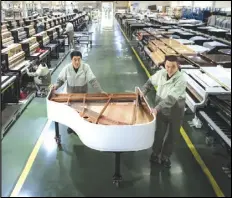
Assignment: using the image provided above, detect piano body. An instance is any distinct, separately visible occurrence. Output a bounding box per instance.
[43,20,50,31]
[197,94,231,149]
[201,53,231,68]
[52,25,65,52]
[1,31,14,48]
[33,31,50,48]
[47,19,55,28]
[195,67,231,177]
[47,87,156,187]
[1,71,20,110]
[7,20,17,29]
[20,37,51,67]
[46,27,58,41]
[1,24,9,34]
[144,39,178,68]
[160,38,197,56]
[24,25,36,38]
[42,28,59,59]
[1,43,31,74]
[182,68,230,113]
[16,19,24,27]
[11,27,27,43]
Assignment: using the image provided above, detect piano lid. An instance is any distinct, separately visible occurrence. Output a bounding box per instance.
[201,54,231,64]
[201,67,231,91]
[203,41,229,49]
[174,39,194,45]
[186,45,210,54]
[186,55,217,67]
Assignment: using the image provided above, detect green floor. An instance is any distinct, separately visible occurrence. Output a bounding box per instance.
[1,17,227,197]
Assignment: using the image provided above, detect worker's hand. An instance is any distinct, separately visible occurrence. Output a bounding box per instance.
[51,85,58,91]
[150,108,158,116]
[101,91,108,95]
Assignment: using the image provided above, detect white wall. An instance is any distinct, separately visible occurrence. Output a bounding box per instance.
[214,1,231,10]
[131,1,171,10]
[170,1,231,9]
[194,1,213,8]
[171,1,193,7]
[215,1,231,8]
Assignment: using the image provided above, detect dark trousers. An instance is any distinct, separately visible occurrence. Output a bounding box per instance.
[152,108,184,158]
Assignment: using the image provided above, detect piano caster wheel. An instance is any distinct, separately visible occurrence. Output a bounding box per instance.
[113,180,120,187]
[113,176,122,188]
[55,136,62,149]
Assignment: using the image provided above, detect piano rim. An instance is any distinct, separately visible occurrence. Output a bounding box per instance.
[47,88,156,126]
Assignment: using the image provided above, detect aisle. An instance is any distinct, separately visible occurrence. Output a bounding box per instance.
[5,17,216,197]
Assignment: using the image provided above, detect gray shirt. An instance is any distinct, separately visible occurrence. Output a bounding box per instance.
[55,62,103,93]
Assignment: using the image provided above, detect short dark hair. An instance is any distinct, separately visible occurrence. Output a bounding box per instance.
[165,55,180,70]
[70,51,82,59]
[165,55,178,62]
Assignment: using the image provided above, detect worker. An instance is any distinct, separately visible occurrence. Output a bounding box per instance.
[52,50,106,134]
[144,15,150,23]
[64,21,74,49]
[37,19,44,33]
[26,62,51,96]
[140,55,187,168]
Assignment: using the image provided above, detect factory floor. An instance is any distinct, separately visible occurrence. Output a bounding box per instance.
[2,16,231,197]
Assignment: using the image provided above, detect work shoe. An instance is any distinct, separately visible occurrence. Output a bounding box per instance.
[150,153,161,164]
[161,157,171,168]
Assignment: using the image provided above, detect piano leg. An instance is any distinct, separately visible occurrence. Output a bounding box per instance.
[113,152,122,187]
[54,122,62,149]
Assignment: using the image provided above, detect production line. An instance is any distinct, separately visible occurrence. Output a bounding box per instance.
[116,11,231,179]
[1,12,88,138]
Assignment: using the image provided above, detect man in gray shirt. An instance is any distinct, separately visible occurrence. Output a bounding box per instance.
[52,50,106,133]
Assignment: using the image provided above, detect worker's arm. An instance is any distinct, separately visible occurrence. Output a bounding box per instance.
[141,79,153,95]
[85,64,104,93]
[141,70,161,95]
[155,77,187,112]
[53,67,67,90]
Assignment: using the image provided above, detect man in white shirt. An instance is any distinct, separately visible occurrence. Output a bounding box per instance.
[52,50,106,134]
[64,21,74,49]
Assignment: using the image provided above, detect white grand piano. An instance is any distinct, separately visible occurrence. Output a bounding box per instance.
[46,87,156,187]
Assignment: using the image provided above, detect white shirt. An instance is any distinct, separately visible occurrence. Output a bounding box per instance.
[65,22,74,33]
